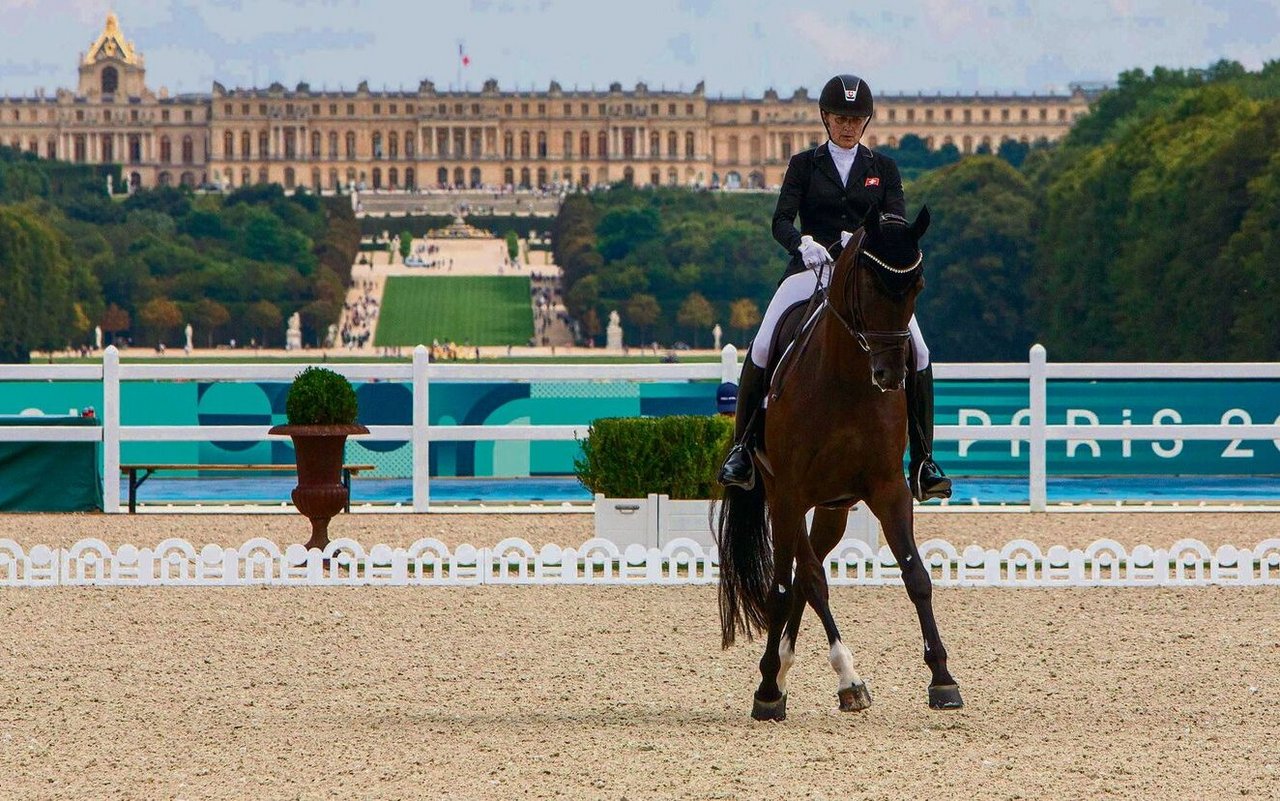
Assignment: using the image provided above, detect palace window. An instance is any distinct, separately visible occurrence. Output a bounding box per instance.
[159,136,172,163]
[162,110,170,122]
[329,131,338,158]
[389,104,397,114]
[182,136,194,164]
[537,103,545,115]
[1002,108,1010,121]
[242,131,251,158]
[580,131,590,158]
[311,131,321,157]
[537,131,547,158]
[101,66,118,94]
[225,104,233,115]
[259,131,269,157]
[259,104,267,115]
[373,103,381,114]
[669,103,676,115]
[184,109,193,122]
[312,103,320,114]
[520,131,531,158]
[522,103,529,115]
[345,131,356,158]
[563,131,573,156]
[505,103,513,115]
[224,131,234,158]
[564,103,572,116]
[685,103,693,115]
[347,103,355,115]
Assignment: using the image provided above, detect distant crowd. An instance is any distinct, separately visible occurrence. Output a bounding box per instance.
[341,280,380,348]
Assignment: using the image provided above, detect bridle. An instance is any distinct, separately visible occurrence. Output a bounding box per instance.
[817,228,922,356]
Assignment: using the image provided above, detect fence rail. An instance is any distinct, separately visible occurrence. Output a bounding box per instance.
[3,344,1280,513]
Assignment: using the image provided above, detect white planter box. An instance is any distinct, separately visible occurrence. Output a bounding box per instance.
[593,494,882,551]
[592,494,659,548]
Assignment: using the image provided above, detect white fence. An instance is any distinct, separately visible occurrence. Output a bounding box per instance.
[2,536,1278,587]
[3,344,1280,513]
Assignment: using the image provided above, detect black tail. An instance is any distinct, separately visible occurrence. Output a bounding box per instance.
[714,479,772,649]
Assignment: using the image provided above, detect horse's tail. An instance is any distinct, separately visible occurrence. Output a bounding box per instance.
[714,480,773,649]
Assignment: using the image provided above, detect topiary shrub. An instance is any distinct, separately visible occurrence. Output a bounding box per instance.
[284,366,359,425]
[574,415,733,500]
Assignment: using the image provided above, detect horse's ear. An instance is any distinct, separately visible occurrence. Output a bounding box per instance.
[910,205,931,240]
[862,203,880,237]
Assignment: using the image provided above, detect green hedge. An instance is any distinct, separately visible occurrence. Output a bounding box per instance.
[574,415,732,500]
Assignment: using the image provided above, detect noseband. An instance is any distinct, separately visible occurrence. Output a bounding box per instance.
[820,229,921,356]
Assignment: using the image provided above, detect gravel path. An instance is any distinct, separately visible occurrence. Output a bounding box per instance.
[2,583,1277,799]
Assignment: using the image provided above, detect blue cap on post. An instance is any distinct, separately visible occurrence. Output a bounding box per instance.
[716,381,738,415]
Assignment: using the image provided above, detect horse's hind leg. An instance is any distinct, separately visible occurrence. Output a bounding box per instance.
[866,484,963,709]
[751,503,804,721]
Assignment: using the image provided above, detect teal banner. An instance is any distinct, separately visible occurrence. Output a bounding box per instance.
[1,379,1277,477]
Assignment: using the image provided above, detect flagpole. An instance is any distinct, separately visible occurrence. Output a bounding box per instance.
[456,40,463,92]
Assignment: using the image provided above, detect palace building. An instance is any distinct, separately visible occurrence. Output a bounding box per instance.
[1,14,1095,193]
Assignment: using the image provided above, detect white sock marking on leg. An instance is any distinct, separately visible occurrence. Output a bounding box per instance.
[777,635,795,694]
[829,638,863,690]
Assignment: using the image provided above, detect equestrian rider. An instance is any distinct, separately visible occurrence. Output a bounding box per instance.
[716,73,952,502]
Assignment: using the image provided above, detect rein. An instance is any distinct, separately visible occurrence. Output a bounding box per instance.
[818,230,918,355]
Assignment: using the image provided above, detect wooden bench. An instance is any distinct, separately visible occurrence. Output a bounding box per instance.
[119,464,376,514]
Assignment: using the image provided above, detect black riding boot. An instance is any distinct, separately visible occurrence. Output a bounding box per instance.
[717,358,767,490]
[906,364,952,501]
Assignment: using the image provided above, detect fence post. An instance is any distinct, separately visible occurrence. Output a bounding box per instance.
[102,346,121,513]
[719,344,738,383]
[412,344,430,512]
[1029,344,1047,512]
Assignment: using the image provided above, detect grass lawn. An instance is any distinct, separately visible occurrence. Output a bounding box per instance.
[375,276,534,347]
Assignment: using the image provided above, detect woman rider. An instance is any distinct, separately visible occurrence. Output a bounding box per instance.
[716,73,951,502]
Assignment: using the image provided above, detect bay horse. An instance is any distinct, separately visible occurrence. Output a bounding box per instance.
[715,205,963,720]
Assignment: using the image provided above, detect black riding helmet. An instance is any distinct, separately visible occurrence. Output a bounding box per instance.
[819,74,874,117]
[819,74,874,142]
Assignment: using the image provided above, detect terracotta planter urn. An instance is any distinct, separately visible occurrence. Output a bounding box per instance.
[269,423,369,550]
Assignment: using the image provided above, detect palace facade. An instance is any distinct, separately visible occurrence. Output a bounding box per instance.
[1,15,1095,193]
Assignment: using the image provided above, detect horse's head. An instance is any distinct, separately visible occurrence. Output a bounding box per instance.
[831,204,929,392]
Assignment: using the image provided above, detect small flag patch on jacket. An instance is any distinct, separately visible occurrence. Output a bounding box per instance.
[865,176,880,187]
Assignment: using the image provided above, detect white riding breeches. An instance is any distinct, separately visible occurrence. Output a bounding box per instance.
[750,267,930,372]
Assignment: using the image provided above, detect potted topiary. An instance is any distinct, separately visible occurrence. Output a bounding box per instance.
[269,367,369,550]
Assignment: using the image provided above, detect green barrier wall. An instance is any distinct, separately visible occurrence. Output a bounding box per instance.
[1,379,1277,478]
[0,416,102,511]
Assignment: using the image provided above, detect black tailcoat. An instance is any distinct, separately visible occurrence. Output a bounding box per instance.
[771,142,906,280]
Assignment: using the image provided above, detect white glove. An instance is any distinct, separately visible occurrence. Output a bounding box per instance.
[798,235,832,269]
[840,230,855,248]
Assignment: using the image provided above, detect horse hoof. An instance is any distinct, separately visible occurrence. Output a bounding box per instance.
[928,684,964,709]
[837,682,872,712]
[751,693,787,721]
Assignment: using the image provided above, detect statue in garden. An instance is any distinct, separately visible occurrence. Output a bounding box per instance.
[286,312,303,351]
[606,309,623,351]
[713,323,722,350]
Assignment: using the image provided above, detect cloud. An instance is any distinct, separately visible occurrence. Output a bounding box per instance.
[789,10,898,73]
[667,33,696,66]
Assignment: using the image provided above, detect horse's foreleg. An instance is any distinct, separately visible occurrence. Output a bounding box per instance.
[866,484,963,710]
[751,503,803,721]
[796,507,872,711]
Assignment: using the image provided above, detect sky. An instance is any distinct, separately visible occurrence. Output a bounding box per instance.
[2,0,1278,99]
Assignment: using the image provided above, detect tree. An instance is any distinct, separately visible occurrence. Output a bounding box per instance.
[0,205,82,362]
[676,291,714,347]
[505,230,519,262]
[191,297,230,347]
[399,229,413,262]
[101,303,131,346]
[729,298,761,346]
[138,296,183,347]
[625,293,661,346]
[581,307,602,343]
[243,299,283,347]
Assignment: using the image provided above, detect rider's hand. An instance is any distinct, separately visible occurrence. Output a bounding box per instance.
[840,230,855,248]
[798,235,832,269]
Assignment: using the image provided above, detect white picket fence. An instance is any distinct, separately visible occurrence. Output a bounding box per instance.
[2,536,1278,587]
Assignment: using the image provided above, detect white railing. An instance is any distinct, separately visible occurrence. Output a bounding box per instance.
[3,344,1280,513]
[2,536,1277,587]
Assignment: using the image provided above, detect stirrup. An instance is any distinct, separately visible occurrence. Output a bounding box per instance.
[910,460,952,502]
